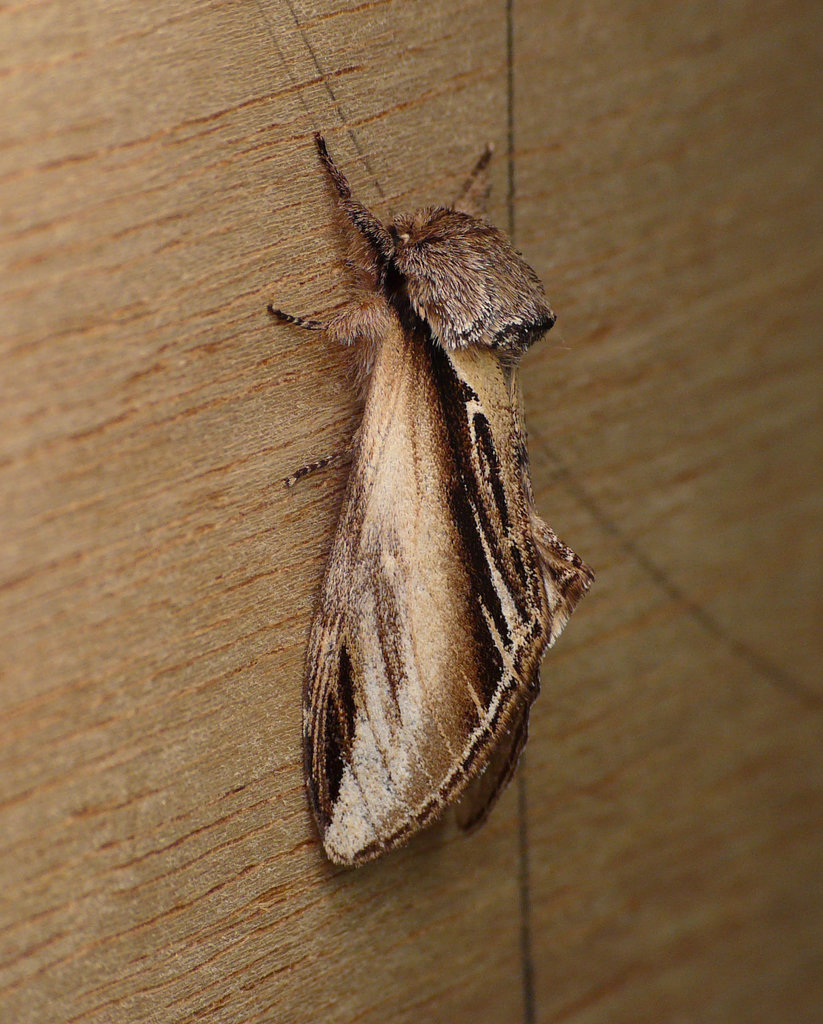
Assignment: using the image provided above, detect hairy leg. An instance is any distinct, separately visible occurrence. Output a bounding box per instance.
[283,450,350,488]
[313,133,394,262]
[267,305,324,331]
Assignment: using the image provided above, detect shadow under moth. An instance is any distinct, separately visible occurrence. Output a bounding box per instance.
[271,133,594,866]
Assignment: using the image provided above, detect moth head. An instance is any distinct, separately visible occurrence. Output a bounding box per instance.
[386,207,556,351]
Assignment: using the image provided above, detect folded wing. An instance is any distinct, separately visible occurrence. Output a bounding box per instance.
[304,316,589,864]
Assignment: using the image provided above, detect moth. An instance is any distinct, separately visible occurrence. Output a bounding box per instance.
[271,133,593,866]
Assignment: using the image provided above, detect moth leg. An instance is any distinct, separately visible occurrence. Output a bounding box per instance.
[269,306,345,486]
[313,133,394,262]
[283,449,349,488]
[452,143,493,217]
[267,305,324,331]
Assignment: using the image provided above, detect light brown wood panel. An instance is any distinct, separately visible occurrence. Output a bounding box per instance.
[0,1,820,1022]
[512,2,823,1022]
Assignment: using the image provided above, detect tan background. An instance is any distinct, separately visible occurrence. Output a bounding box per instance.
[1,1,821,1022]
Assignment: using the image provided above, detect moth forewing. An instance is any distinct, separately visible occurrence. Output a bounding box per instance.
[276,133,593,866]
[305,325,551,865]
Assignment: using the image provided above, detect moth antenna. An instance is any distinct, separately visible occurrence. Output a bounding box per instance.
[452,143,494,215]
[314,133,395,263]
[268,305,324,331]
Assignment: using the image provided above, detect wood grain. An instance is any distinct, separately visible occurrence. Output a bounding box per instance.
[1,1,821,1022]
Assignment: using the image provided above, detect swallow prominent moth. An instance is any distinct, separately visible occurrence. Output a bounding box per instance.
[271,133,594,866]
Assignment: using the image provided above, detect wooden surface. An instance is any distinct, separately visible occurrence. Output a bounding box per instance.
[1,1,821,1021]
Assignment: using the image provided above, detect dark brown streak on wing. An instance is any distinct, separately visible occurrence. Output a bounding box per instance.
[429,341,542,644]
[469,414,543,626]
[472,409,514,553]
[371,568,406,730]
[314,640,357,829]
[470,404,537,629]
[428,345,512,676]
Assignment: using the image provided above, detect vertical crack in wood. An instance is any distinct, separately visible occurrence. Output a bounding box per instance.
[517,762,536,1024]
[506,4,537,1023]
